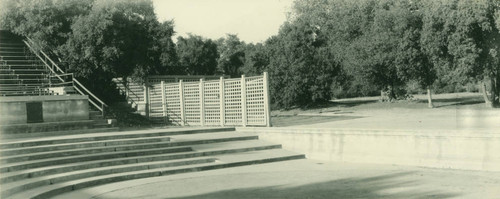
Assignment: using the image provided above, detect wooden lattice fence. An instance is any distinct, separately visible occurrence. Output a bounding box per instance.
[115,73,271,127]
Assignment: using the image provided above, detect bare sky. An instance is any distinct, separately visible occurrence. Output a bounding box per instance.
[152,0,294,43]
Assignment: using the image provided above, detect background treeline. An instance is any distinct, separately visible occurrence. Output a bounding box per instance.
[1,0,499,109]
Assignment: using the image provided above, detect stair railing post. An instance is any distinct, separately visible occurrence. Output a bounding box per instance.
[161,81,167,124]
[219,77,225,127]
[101,104,105,117]
[200,78,205,126]
[179,80,185,126]
[241,75,247,127]
[263,72,271,127]
[144,84,149,117]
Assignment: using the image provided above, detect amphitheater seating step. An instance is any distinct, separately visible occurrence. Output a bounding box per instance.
[0,128,304,199]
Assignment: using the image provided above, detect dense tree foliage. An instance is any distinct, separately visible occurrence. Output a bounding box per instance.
[262,0,499,108]
[216,34,246,77]
[0,0,94,51]
[265,19,342,108]
[176,34,218,75]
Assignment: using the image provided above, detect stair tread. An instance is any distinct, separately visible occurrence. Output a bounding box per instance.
[0,127,233,147]
[1,140,181,163]
[0,133,256,170]
[0,140,276,182]
[6,149,302,199]
[0,146,193,172]
[1,156,217,192]
[0,136,173,156]
[1,140,282,194]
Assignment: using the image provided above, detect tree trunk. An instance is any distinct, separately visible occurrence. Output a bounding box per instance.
[481,81,493,108]
[380,89,388,102]
[427,88,434,108]
[493,76,499,107]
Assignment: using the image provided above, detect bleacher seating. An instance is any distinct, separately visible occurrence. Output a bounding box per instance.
[0,30,51,96]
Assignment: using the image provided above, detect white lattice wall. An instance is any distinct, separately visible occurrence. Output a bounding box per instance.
[146,73,270,127]
[245,76,266,125]
[164,83,182,125]
[203,80,222,125]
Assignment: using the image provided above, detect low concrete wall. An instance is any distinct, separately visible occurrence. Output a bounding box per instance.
[237,127,500,171]
[0,95,89,125]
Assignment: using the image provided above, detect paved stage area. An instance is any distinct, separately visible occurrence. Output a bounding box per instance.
[54,159,500,199]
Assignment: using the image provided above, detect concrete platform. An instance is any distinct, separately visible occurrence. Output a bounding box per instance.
[53,159,500,199]
[239,108,500,171]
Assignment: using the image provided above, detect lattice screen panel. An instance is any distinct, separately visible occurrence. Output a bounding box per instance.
[245,76,266,125]
[224,79,243,125]
[148,82,164,123]
[143,74,269,126]
[183,82,201,125]
[164,84,182,125]
[203,80,222,125]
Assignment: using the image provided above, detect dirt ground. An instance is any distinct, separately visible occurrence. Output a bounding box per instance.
[271,92,500,131]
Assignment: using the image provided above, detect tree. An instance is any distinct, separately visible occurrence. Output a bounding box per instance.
[0,0,94,53]
[241,43,269,76]
[391,0,437,107]
[59,0,175,82]
[266,19,342,108]
[420,0,500,107]
[176,34,218,75]
[216,34,246,77]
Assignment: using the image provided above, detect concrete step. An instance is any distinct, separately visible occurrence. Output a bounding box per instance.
[0,56,38,60]
[1,140,278,184]
[1,157,217,198]
[1,140,284,197]
[0,127,234,149]
[0,134,258,164]
[0,127,120,141]
[0,136,172,156]
[0,132,256,172]
[0,43,25,46]
[6,149,304,199]
[0,146,193,173]
[0,120,95,137]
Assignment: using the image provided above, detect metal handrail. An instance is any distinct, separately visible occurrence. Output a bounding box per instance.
[23,38,107,115]
[113,78,141,107]
[22,40,64,82]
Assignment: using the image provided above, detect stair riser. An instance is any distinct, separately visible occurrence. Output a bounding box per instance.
[0,47,27,52]
[1,136,257,164]
[30,155,305,199]
[0,147,193,173]
[0,128,235,149]
[1,144,281,184]
[1,158,217,198]
[0,52,27,55]
[0,56,38,61]
[0,72,48,75]
[1,137,172,156]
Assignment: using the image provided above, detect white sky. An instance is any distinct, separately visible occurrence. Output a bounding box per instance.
[152,0,294,44]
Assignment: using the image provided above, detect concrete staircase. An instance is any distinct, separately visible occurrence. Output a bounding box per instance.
[0,127,304,199]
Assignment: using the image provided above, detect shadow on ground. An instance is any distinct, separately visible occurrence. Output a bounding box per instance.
[271,115,362,127]
[426,96,484,108]
[311,100,379,109]
[166,172,459,199]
